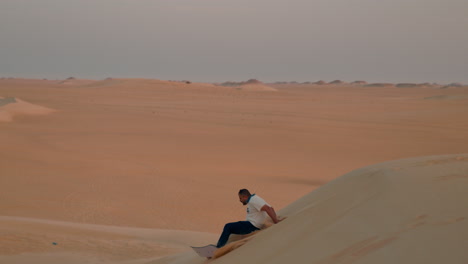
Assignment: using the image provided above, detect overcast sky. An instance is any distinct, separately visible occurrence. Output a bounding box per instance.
[1,0,467,83]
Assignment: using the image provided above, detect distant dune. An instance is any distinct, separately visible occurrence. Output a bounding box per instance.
[153,154,468,264]
[350,80,368,85]
[329,80,346,85]
[267,80,465,89]
[313,80,327,85]
[441,83,465,89]
[364,83,395,87]
[0,97,55,122]
[57,77,96,86]
[395,83,439,88]
[219,79,277,91]
[424,95,468,100]
[82,78,125,87]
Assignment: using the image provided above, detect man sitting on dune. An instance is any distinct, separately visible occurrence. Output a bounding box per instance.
[216,189,282,248]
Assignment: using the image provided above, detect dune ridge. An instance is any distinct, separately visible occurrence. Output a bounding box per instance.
[219,79,277,91]
[0,97,55,122]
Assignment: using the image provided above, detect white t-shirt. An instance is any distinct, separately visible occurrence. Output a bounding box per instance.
[246,194,270,228]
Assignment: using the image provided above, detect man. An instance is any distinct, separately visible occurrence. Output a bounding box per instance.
[216,189,282,248]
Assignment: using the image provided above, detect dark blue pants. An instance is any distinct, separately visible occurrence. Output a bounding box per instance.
[216,221,259,248]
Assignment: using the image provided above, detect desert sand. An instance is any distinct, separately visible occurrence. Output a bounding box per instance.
[1,78,467,263]
[154,154,468,264]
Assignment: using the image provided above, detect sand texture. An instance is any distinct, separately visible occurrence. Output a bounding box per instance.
[1,78,468,263]
[0,97,55,122]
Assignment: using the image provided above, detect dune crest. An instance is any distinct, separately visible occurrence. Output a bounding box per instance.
[0,97,55,122]
[219,79,277,91]
[57,77,96,86]
[364,83,395,87]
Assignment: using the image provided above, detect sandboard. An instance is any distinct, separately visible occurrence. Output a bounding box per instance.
[191,244,217,258]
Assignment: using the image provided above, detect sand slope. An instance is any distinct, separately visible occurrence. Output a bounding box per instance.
[0,216,217,264]
[0,97,54,122]
[153,154,468,264]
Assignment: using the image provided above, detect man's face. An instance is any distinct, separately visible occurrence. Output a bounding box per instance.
[239,194,249,205]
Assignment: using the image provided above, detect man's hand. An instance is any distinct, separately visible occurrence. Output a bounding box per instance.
[276,216,287,223]
[261,205,284,224]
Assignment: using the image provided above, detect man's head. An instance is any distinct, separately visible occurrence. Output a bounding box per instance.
[238,189,251,205]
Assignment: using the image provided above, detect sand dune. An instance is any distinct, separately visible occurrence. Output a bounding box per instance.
[81,78,227,92]
[237,83,277,91]
[329,80,346,85]
[0,216,216,264]
[364,83,395,87]
[350,81,367,85]
[219,79,277,91]
[424,95,468,100]
[153,154,468,264]
[313,80,327,85]
[0,97,55,122]
[57,77,96,86]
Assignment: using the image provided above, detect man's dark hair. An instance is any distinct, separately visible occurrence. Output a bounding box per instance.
[238,189,251,196]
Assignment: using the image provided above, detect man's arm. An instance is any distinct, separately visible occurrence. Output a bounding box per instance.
[261,204,282,224]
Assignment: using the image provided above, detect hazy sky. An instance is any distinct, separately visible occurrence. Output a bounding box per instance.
[1,0,467,83]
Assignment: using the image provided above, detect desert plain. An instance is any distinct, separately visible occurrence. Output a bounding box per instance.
[1,78,467,263]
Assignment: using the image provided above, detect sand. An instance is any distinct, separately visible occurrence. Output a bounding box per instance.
[0,216,216,264]
[0,96,55,122]
[154,154,468,264]
[1,78,468,263]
